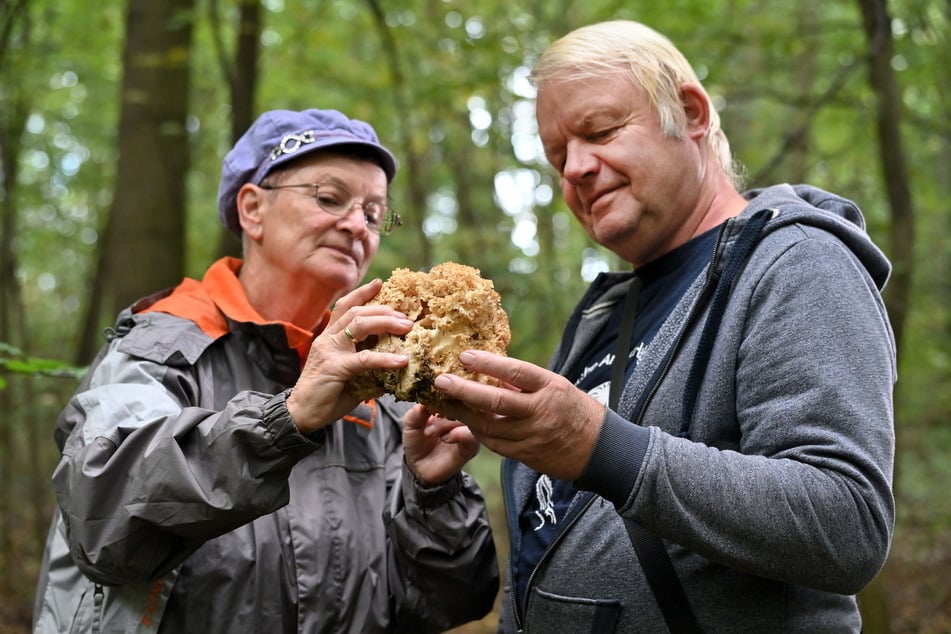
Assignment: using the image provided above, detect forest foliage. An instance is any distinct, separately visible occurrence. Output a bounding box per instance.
[1,0,949,631]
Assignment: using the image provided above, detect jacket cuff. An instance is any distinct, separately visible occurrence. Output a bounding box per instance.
[403,461,464,510]
[575,409,650,507]
[261,388,326,451]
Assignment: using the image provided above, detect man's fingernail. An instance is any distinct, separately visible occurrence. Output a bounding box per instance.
[434,375,451,390]
[459,351,476,365]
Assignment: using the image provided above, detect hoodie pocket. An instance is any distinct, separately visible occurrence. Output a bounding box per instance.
[528,587,621,633]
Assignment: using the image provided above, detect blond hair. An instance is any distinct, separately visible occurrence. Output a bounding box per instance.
[531,20,742,186]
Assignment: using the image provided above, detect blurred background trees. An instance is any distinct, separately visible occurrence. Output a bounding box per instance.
[1,0,948,631]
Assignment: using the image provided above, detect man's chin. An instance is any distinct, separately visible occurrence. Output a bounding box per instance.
[591,219,631,244]
[592,221,642,258]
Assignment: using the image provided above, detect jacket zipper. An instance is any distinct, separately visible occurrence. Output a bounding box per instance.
[92,583,104,634]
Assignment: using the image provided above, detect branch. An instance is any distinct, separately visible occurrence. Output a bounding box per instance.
[749,58,860,184]
[0,342,86,384]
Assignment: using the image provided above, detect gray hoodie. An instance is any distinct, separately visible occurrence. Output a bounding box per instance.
[499,184,896,633]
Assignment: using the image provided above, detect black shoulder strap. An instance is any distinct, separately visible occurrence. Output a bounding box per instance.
[610,211,773,632]
[609,277,702,633]
[608,277,641,411]
[614,210,772,631]
[623,521,702,633]
[679,209,774,439]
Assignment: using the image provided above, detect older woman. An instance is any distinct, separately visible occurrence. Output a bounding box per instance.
[34,108,498,634]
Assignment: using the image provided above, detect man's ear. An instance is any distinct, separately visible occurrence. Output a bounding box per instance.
[680,83,711,141]
[236,183,265,240]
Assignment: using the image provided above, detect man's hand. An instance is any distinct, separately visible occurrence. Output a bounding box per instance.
[432,350,606,481]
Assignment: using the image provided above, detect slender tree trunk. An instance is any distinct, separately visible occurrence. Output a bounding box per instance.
[0,102,42,597]
[365,0,431,269]
[857,0,915,355]
[786,1,819,182]
[212,0,262,260]
[0,0,31,590]
[0,107,22,593]
[76,212,114,363]
[855,1,916,632]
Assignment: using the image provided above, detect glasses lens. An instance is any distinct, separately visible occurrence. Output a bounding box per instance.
[277,182,398,236]
[314,184,349,216]
[378,210,402,236]
[361,202,385,232]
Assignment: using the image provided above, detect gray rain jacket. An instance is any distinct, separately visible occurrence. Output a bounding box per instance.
[33,259,498,634]
[499,184,896,633]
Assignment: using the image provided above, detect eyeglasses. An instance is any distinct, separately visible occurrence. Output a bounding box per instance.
[260,180,402,236]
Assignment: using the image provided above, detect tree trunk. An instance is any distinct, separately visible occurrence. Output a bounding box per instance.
[786,1,819,182]
[365,0,432,269]
[857,0,915,357]
[0,100,25,593]
[855,1,917,632]
[212,0,262,260]
[80,0,196,360]
[0,0,31,588]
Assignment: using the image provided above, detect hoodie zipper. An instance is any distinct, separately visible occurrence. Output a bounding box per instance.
[503,458,598,632]
[500,459,525,631]
[633,219,730,428]
[519,496,597,632]
[506,215,757,631]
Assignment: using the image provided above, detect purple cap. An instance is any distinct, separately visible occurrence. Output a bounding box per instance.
[217,109,398,234]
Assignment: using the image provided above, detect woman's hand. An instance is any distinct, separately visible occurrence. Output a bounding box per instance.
[402,404,480,485]
[287,279,412,434]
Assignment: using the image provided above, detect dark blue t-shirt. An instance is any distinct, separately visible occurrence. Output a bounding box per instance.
[513,226,720,608]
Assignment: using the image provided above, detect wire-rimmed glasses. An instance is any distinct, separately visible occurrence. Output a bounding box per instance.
[261,179,402,236]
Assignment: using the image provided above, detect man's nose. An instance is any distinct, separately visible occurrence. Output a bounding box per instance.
[561,142,598,185]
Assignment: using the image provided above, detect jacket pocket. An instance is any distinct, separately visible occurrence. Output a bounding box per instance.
[527,587,621,633]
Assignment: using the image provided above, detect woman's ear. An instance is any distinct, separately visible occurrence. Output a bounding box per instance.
[236,183,265,240]
[680,83,711,141]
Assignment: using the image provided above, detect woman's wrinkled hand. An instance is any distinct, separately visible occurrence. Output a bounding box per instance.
[402,404,480,486]
[286,278,412,435]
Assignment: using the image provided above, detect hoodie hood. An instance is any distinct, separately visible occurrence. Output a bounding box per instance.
[741,183,891,290]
